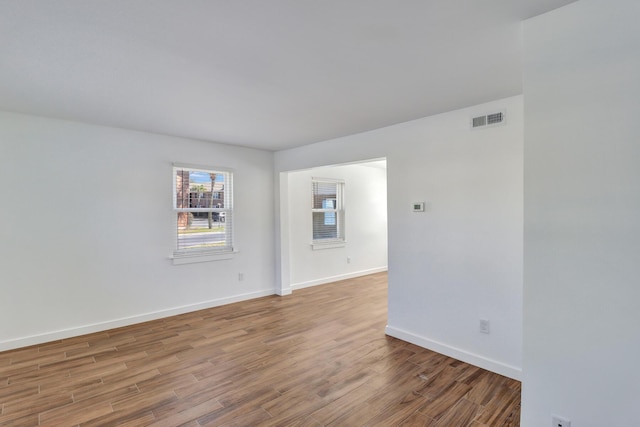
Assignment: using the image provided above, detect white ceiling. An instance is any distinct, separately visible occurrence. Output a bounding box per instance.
[0,0,576,151]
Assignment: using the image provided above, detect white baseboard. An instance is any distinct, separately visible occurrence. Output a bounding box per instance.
[291,266,388,290]
[385,325,522,381]
[0,289,275,352]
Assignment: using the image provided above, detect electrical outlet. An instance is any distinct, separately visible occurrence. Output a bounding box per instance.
[347,257,351,264]
[238,273,244,281]
[479,319,490,334]
[552,414,571,427]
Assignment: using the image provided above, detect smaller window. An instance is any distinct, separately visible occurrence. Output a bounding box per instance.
[312,179,344,244]
[173,165,233,259]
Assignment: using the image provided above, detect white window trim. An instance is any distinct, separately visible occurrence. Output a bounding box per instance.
[172,163,235,264]
[171,251,237,265]
[311,241,346,250]
[311,177,345,248]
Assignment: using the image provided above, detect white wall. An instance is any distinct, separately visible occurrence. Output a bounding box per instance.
[522,1,640,425]
[0,111,275,351]
[287,163,388,289]
[276,95,523,379]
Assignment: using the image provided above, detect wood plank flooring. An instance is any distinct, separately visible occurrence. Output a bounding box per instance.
[0,273,520,426]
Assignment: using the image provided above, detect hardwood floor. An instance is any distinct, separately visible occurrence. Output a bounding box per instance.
[0,273,520,426]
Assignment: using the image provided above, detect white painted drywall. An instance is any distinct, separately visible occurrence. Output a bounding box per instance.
[287,163,388,289]
[276,95,523,379]
[522,1,640,425]
[0,112,275,350]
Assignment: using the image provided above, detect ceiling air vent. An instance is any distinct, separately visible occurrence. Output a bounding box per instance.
[471,110,506,129]
[472,115,486,128]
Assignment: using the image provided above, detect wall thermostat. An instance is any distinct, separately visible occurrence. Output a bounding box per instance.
[412,202,425,212]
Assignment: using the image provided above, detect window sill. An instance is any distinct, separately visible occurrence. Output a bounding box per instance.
[171,251,236,265]
[311,241,346,250]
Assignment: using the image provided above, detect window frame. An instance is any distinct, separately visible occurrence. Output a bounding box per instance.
[172,163,234,262]
[311,178,345,249]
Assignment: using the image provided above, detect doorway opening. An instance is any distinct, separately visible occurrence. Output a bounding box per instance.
[279,158,388,293]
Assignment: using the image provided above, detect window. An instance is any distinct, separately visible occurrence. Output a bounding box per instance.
[173,164,233,259]
[312,178,344,244]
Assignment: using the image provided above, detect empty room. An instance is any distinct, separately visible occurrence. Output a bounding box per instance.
[1,1,639,426]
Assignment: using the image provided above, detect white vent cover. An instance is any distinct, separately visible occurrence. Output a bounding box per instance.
[471,111,506,129]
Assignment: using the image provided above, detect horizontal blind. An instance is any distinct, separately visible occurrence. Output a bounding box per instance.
[174,166,233,256]
[311,179,344,242]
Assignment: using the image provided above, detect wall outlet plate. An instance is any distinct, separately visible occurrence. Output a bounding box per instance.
[412,202,425,212]
[552,414,571,427]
